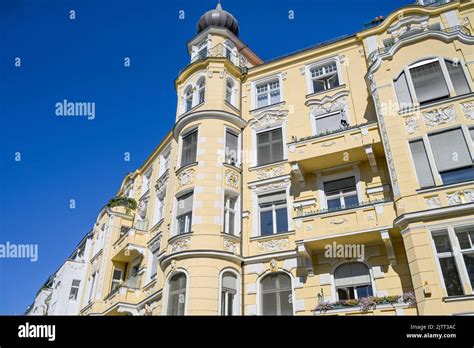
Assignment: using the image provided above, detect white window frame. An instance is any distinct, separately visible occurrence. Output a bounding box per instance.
[429,224,474,297]
[223,40,238,65]
[178,126,199,169]
[222,190,239,235]
[110,268,123,293]
[163,270,189,316]
[141,167,153,197]
[159,145,171,176]
[257,270,295,316]
[316,166,363,210]
[257,191,289,236]
[218,268,241,315]
[253,124,287,167]
[305,57,344,95]
[225,77,238,106]
[68,279,80,302]
[172,189,194,237]
[311,109,349,136]
[329,261,377,302]
[394,56,472,108]
[223,126,241,167]
[251,74,284,110]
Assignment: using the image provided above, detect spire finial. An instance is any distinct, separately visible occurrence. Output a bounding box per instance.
[216,0,222,11]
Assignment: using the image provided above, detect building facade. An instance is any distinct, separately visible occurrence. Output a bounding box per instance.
[28,0,474,316]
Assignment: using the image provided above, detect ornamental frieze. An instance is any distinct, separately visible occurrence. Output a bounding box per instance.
[225,169,239,189]
[422,105,456,127]
[424,196,441,209]
[257,238,290,253]
[446,189,474,206]
[403,115,419,134]
[177,168,195,189]
[461,101,474,120]
[169,238,190,254]
[223,237,239,254]
[248,107,288,129]
[255,165,285,180]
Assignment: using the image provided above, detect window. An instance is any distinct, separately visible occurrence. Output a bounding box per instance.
[225,130,239,166]
[455,226,474,290]
[310,62,340,93]
[409,140,435,188]
[223,193,237,235]
[68,280,80,301]
[221,272,238,315]
[167,273,187,315]
[432,230,464,296]
[141,169,152,196]
[314,110,348,135]
[87,273,96,303]
[257,128,283,166]
[181,130,198,167]
[120,225,130,238]
[184,86,193,112]
[334,262,373,300]
[149,250,159,280]
[323,176,359,211]
[196,40,208,60]
[111,269,123,293]
[159,147,171,176]
[176,192,193,235]
[225,78,234,104]
[261,273,293,315]
[394,58,471,107]
[256,80,280,108]
[197,77,205,104]
[258,192,288,236]
[428,128,474,184]
[152,195,164,226]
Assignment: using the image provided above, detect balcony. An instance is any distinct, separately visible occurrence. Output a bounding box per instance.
[288,122,382,174]
[111,226,147,262]
[103,280,142,315]
[181,43,248,75]
[367,25,472,66]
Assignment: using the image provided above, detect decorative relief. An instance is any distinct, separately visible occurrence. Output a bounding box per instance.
[251,179,290,194]
[177,169,195,188]
[223,238,239,254]
[270,258,278,272]
[446,189,474,206]
[404,115,419,134]
[255,165,285,180]
[330,218,348,225]
[422,105,456,127]
[461,101,474,120]
[321,141,336,147]
[137,195,149,220]
[299,67,306,75]
[257,238,290,253]
[155,173,169,199]
[425,196,441,209]
[307,91,349,116]
[170,259,177,272]
[249,107,288,128]
[225,169,239,189]
[169,238,190,253]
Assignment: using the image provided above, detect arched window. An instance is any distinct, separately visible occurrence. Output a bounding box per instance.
[393,57,471,108]
[225,78,234,104]
[167,273,187,315]
[184,86,193,113]
[220,271,238,315]
[334,262,373,301]
[261,273,293,315]
[197,77,205,104]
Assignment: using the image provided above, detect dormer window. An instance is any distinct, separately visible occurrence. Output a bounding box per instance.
[310,62,340,93]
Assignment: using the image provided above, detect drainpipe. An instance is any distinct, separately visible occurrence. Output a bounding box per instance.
[240,124,245,316]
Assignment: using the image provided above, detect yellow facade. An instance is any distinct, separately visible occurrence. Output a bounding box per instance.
[66,1,474,316]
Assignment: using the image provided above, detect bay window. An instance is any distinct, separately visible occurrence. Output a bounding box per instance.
[258,191,288,236]
[323,176,359,211]
[257,128,283,166]
[176,192,193,235]
[180,129,198,167]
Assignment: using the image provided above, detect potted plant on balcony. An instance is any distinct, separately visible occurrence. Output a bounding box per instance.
[107,196,138,215]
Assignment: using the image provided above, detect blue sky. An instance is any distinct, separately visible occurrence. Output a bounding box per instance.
[0,0,412,314]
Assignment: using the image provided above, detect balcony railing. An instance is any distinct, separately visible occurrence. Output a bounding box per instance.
[419,0,452,7]
[295,198,391,218]
[367,25,471,66]
[182,43,248,74]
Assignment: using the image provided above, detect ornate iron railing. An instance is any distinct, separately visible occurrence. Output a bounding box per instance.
[182,43,248,74]
[295,198,391,218]
[367,25,471,66]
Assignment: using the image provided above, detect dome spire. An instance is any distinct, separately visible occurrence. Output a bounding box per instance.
[216,1,222,11]
[196,1,239,36]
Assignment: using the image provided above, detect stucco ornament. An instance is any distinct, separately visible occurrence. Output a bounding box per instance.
[422,105,456,127]
[270,258,278,272]
[155,172,169,199]
[170,238,190,253]
[255,165,285,180]
[249,107,288,129]
[307,90,349,116]
[170,259,177,272]
[461,101,474,120]
[425,196,441,209]
[137,195,149,220]
[225,169,239,189]
[258,238,290,253]
[177,168,195,188]
[446,190,474,206]
[223,237,239,254]
[404,115,419,134]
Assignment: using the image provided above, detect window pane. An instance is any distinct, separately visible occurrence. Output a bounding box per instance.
[257,143,270,166]
[177,192,193,216]
[337,287,355,300]
[394,71,413,108]
[225,131,239,165]
[181,131,197,166]
[356,285,374,298]
[315,112,344,134]
[327,198,341,211]
[446,60,470,96]
[261,274,278,290]
[260,211,273,236]
[324,177,356,193]
[455,230,472,250]
[440,166,474,185]
[344,194,359,208]
[462,253,474,290]
[429,129,472,173]
[410,60,449,104]
[275,207,288,233]
[432,232,452,253]
[257,93,268,108]
[409,140,435,187]
[262,292,277,315]
[439,257,464,296]
[279,290,293,315]
[313,79,326,93]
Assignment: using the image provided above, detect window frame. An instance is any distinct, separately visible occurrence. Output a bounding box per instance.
[218,269,241,315]
[317,167,363,211]
[251,74,284,110]
[68,279,81,302]
[179,127,198,168]
[197,77,206,105]
[224,127,240,167]
[305,57,344,95]
[110,268,123,293]
[165,271,188,316]
[174,190,194,236]
[333,262,375,302]
[256,127,284,167]
[259,272,295,315]
[223,191,239,235]
[257,191,289,236]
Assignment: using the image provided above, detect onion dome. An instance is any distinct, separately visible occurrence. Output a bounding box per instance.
[196,1,239,36]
